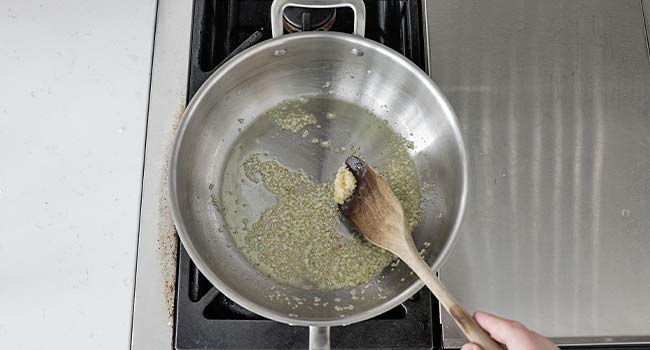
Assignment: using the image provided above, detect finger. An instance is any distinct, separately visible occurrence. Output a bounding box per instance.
[474,311,527,345]
[461,343,482,350]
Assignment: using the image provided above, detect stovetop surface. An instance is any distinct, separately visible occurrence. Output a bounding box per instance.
[175,1,439,349]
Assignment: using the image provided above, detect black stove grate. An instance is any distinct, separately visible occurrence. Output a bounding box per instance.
[176,247,436,350]
[176,1,439,349]
[187,0,425,96]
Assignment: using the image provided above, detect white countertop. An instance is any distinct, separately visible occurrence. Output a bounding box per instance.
[0,0,156,348]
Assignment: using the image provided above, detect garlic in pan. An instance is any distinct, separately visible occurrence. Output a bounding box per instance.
[333,165,357,205]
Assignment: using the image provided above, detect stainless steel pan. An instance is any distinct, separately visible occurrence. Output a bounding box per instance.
[169,0,469,348]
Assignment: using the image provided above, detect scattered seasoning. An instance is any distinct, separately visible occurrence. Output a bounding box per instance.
[221,96,422,292]
[334,304,354,311]
[239,154,393,290]
[376,128,421,231]
[267,98,317,133]
[210,194,220,210]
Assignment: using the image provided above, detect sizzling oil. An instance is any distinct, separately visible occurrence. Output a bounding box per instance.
[219,96,421,290]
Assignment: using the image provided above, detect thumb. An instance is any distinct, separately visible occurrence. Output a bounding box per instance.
[474,311,527,346]
[461,343,482,350]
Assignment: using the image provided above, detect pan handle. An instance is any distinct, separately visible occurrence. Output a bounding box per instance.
[309,326,330,350]
[270,0,366,38]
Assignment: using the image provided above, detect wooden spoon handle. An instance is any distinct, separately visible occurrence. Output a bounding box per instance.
[404,255,504,350]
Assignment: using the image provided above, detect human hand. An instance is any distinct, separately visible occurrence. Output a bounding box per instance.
[461,312,559,350]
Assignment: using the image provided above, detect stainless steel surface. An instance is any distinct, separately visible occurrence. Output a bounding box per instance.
[641,0,650,59]
[423,0,650,346]
[271,0,366,38]
[309,326,330,350]
[130,0,193,349]
[169,31,468,329]
[445,336,650,350]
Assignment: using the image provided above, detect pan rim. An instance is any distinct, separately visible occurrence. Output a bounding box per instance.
[168,31,469,327]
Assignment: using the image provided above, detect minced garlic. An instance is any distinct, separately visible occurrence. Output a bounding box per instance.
[239,154,392,290]
[333,165,356,205]
[223,96,422,291]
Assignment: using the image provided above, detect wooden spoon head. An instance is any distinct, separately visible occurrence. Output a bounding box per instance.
[340,156,410,254]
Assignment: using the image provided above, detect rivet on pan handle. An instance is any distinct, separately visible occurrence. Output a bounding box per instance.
[270,0,366,38]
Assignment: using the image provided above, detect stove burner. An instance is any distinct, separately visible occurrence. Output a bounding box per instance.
[282,6,336,32]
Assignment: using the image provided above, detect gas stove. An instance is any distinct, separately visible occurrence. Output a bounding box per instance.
[133,0,650,349]
[172,1,441,349]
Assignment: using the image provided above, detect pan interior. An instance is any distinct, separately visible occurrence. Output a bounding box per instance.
[171,33,466,325]
[220,96,421,292]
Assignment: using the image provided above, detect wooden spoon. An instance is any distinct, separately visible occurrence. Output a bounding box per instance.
[340,156,503,350]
